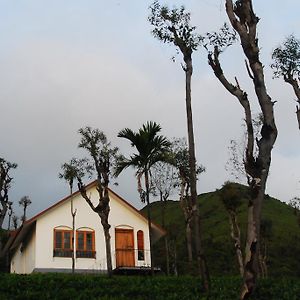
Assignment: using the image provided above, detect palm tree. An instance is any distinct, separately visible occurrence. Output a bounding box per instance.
[116,121,171,274]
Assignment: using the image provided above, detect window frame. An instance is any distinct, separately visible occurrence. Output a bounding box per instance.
[137,230,145,261]
[76,230,96,259]
[53,229,73,258]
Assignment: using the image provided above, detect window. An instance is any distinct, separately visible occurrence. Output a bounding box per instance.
[137,230,144,260]
[53,229,73,257]
[76,230,96,258]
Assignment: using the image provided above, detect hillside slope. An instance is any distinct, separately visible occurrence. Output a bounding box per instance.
[142,184,300,277]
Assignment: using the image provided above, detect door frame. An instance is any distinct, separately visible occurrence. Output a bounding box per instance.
[115,228,135,267]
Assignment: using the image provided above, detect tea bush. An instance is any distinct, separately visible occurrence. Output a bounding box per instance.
[0,274,299,300]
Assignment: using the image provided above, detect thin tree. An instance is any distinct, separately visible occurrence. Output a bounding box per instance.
[59,159,84,274]
[271,35,300,129]
[205,1,278,297]
[7,201,13,231]
[0,158,17,229]
[19,196,32,224]
[171,138,205,271]
[259,218,272,278]
[149,2,209,289]
[115,121,171,275]
[219,182,244,277]
[12,215,19,230]
[151,161,177,275]
[76,127,119,277]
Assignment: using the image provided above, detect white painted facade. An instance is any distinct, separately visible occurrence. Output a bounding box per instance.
[9,182,163,274]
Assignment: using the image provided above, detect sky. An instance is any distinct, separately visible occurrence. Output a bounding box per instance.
[1,0,300,222]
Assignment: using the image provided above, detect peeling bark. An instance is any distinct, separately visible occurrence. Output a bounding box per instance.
[228,210,244,277]
[207,1,277,298]
[179,171,193,263]
[224,1,277,298]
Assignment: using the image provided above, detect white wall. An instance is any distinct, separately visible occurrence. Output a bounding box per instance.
[11,229,36,274]
[32,185,151,272]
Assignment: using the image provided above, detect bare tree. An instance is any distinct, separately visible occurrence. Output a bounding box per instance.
[151,161,177,275]
[271,35,300,129]
[76,127,119,277]
[149,2,209,289]
[59,159,85,274]
[19,196,32,224]
[0,158,17,229]
[205,1,278,297]
[219,182,244,277]
[171,139,205,272]
[12,215,19,230]
[7,201,13,231]
[259,218,272,278]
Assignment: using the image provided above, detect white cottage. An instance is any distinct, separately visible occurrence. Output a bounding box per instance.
[5,181,164,274]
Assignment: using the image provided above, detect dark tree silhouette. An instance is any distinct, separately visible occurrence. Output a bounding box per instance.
[0,158,17,229]
[19,196,32,224]
[12,215,19,230]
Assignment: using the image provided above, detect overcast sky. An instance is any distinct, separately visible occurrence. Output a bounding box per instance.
[1,0,300,221]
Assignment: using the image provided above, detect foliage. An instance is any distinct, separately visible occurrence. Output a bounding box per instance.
[116,121,171,202]
[148,1,202,52]
[0,274,299,299]
[219,182,244,212]
[203,23,237,54]
[78,127,119,184]
[59,158,93,192]
[271,35,300,79]
[144,184,300,277]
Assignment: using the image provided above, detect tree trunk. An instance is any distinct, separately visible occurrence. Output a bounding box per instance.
[258,238,267,278]
[145,170,154,275]
[224,2,278,298]
[78,178,113,277]
[179,177,194,267]
[160,193,170,275]
[70,189,76,274]
[186,222,193,264]
[228,211,244,277]
[184,54,209,290]
[98,200,113,277]
[103,224,113,276]
[0,201,7,229]
[284,75,300,130]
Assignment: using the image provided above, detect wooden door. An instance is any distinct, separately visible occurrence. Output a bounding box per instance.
[115,228,135,267]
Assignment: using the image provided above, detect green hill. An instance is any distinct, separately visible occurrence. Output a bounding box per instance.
[142,183,300,277]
